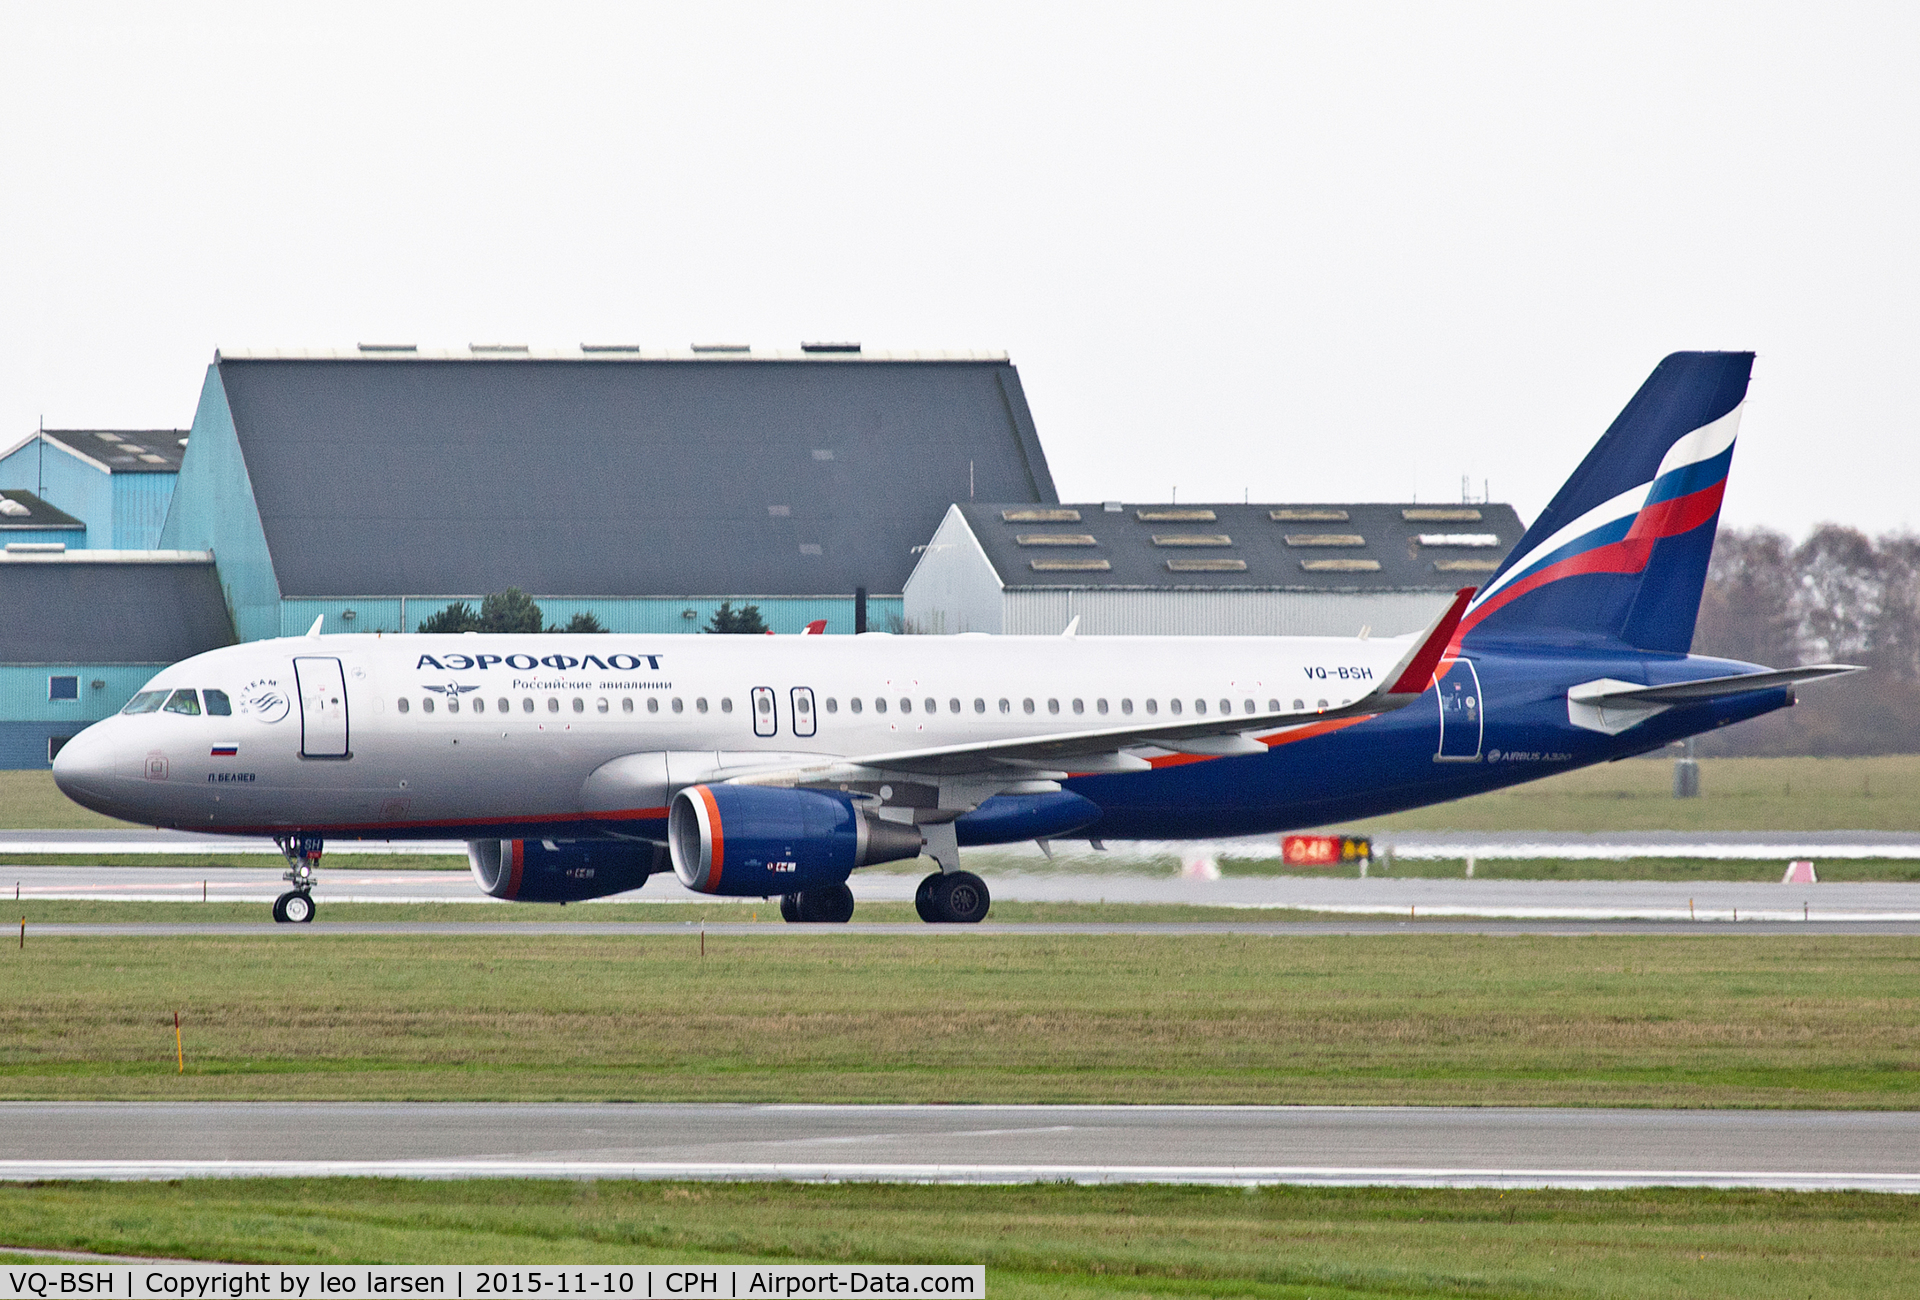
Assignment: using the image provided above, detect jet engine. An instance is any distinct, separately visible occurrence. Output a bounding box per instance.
[468,838,670,903]
[669,784,924,896]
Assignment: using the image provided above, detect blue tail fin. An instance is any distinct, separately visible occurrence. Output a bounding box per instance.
[1458,351,1753,654]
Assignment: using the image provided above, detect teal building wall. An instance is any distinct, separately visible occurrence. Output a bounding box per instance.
[0,441,112,548]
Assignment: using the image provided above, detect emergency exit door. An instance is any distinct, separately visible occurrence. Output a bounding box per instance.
[1434,657,1483,762]
[294,656,350,758]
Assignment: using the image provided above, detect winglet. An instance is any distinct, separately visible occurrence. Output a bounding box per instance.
[803,620,828,635]
[1386,587,1475,696]
[305,615,324,639]
[1062,615,1080,638]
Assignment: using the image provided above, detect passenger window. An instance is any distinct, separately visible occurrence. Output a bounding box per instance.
[622,698,633,713]
[522,698,534,712]
[471,698,484,714]
[1146,699,1158,715]
[1317,698,1329,709]
[850,697,863,714]
[1047,699,1060,714]
[875,698,887,714]
[1097,699,1108,714]
[1193,699,1205,715]
[697,698,709,713]
[448,698,460,714]
[1267,699,1280,711]
[1224,699,1235,715]
[673,698,685,713]
[647,697,660,713]
[949,698,960,713]
[1072,699,1084,714]
[797,695,812,715]
[397,697,410,714]
[203,689,232,716]
[1293,698,1305,710]
[597,698,609,714]
[974,698,986,713]
[1022,699,1035,714]
[498,698,509,713]
[925,698,937,714]
[1171,699,1183,715]
[1121,699,1133,715]
[825,698,838,713]
[422,697,436,714]
[570,698,582,713]
[721,698,734,713]
[899,698,912,714]
[163,689,201,716]
[122,690,167,714]
[998,698,1010,713]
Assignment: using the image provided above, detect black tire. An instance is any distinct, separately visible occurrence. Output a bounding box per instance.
[796,882,855,923]
[929,871,990,924]
[914,873,942,923]
[779,893,801,923]
[283,891,315,924]
[271,892,291,924]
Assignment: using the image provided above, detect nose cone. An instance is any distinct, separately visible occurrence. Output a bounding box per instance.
[51,723,122,814]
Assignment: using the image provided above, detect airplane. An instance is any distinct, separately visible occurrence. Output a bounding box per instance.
[51,351,1858,924]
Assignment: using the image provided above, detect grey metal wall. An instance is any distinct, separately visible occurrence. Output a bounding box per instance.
[1001,589,1451,637]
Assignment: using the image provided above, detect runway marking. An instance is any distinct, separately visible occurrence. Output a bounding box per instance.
[0,1160,1911,1191]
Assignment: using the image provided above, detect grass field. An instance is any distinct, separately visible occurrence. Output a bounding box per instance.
[1,899,1340,924]
[2,932,1912,1107]
[0,1179,1913,1299]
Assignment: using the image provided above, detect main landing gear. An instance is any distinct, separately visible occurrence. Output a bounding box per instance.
[915,870,990,924]
[272,833,322,924]
[778,883,855,924]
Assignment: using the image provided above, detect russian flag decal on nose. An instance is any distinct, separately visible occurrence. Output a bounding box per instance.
[210,744,238,757]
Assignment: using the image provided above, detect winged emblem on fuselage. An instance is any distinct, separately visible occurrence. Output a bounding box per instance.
[421,682,481,698]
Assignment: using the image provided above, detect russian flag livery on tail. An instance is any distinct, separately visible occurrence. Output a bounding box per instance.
[51,352,1863,924]
[1459,351,1751,654]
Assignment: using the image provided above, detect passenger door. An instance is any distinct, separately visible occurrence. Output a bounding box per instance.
[294,656,350,758]
[790,686,816,738]
[1434,657,1483,762]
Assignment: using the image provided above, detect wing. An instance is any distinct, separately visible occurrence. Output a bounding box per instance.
[723,588,1475,785]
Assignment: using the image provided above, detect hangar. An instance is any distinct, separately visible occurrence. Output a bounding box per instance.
[0,549,233,767]
[0,428,187,549]
[904,501,1524,636]
[159,346,1058,641]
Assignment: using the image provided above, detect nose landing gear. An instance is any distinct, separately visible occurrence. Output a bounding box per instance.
[272,833,322,924]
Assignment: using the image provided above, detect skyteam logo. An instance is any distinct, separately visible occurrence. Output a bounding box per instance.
[238,678,290,724]
[416,651,664,672]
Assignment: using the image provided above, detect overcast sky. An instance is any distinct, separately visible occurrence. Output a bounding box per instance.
[2,4,1914,537]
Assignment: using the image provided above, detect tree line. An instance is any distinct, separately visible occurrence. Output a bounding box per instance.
[417,589,768,636]
[1692,525,1920,754]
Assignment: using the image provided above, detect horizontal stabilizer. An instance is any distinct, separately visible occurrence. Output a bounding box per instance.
[1582,664,1862,705]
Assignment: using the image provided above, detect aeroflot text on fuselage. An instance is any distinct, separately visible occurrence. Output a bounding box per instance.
[414,652,665,672]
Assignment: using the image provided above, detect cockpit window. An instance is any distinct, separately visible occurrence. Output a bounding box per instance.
[122,691,167,715]
[163,689,202,716]
[203,689,232,716]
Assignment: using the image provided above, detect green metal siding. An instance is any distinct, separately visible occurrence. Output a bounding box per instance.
[158,367,281,641]
[0,664,163,723]
[112,472,178,549]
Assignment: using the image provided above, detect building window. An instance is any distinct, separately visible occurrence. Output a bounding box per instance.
[48,676,78,702]
[47,736,73,762]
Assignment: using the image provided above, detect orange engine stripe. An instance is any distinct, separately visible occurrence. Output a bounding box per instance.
[694,784,724,891]
[506,839,524,899]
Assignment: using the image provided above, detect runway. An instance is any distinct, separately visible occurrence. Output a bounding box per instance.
[0,1103,1913,1191]
[5,863,1918,924]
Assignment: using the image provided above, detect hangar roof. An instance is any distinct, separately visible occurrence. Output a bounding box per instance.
[0,553,233,663]
[0,491,85,532]
[952,501,1525,591]
[212,352,1056,598]
[24,429,190,474]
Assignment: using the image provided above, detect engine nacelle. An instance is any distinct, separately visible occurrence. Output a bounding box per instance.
[469,838,669,903]
[955,790,1102,845]
[669,784,924,896]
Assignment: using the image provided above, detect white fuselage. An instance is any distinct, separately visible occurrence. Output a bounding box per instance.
[52,630,1403,836]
